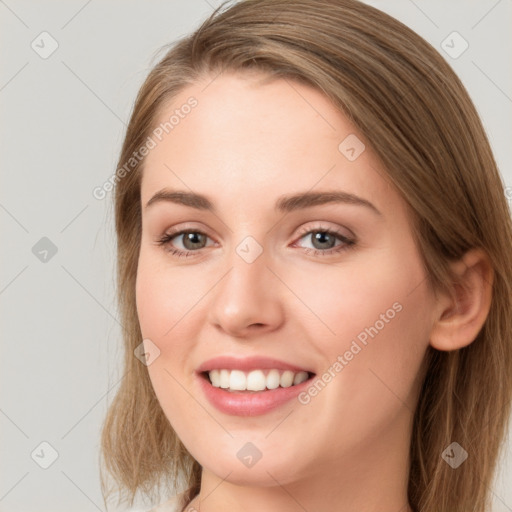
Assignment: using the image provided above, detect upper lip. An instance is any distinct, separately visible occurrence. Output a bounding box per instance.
[196,356,314,374]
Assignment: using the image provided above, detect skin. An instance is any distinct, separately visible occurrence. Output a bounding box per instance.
[135,70,493,512]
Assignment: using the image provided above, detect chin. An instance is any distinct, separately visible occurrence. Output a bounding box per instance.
[202,457,301,487]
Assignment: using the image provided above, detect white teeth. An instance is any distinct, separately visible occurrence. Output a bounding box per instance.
[207,369,310,391]
[266,369,281,389]
[246,370,266,391]
[229,370,246,390]
[219,369,230,388]
[280,370,294,388]
[209,369,220,387]
[293,371,309,385]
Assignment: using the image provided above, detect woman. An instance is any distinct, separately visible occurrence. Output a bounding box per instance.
[100,1,512,511]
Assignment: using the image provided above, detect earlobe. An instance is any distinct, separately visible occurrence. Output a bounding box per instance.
[429,248,494,352]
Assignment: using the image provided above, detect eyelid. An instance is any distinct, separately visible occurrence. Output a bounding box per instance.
[295,222,355,241]
[159,222,217,240]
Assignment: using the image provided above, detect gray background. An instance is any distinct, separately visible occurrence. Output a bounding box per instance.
[1,1,511,511]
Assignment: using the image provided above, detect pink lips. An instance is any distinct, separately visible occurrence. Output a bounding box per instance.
[196,355,314,417]
[196,355,312,373]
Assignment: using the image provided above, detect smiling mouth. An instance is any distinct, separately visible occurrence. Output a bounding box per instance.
[201,369,316,392]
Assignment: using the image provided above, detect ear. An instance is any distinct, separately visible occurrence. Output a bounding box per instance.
[429,248,494,351]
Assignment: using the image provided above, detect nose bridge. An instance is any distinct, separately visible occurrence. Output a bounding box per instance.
[207,233,284,335]
[223,233,271,305]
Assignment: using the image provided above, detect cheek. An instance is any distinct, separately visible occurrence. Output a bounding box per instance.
[295,247,431,445]
[135,249,210,397]
[135,254,208,440]
[135,249,206,345]
[296,246,428,351]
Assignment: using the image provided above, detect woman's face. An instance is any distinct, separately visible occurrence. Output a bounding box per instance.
[136,71,436,487]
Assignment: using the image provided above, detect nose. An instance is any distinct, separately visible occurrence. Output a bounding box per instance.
[207,244,286,338]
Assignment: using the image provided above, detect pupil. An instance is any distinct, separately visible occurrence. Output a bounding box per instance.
[313,232,334,249]
[184,232,205,249]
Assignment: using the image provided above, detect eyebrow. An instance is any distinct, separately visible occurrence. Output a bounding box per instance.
[144,188,382,216]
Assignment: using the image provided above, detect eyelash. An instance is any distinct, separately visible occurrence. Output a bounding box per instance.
[155,224,355,259]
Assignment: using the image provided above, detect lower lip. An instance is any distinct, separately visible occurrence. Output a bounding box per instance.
[197,373,314,416]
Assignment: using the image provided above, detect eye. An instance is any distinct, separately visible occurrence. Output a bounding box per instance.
[293,224,355,257]
[155,223,356,258]
[155,229,214,258]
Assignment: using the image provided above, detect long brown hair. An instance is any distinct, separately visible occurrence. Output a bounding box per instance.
[99,1,512,510]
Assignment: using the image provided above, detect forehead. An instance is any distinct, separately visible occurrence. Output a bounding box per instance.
[140,71,399,216]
